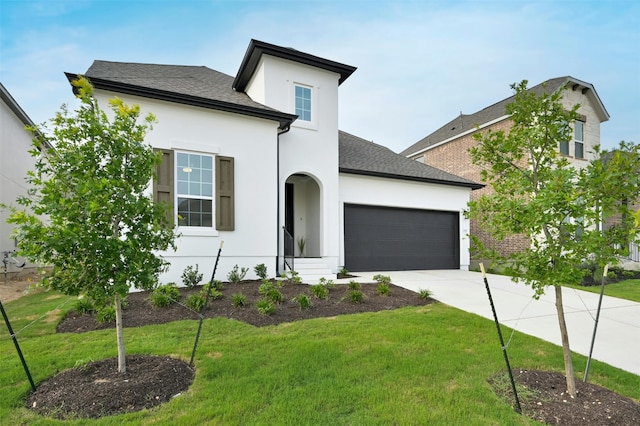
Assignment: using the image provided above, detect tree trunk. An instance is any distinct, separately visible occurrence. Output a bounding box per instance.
[554,285,577,397]
[115,294,126,373]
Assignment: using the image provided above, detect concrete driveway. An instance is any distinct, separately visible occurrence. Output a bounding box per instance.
[351,269,640,376]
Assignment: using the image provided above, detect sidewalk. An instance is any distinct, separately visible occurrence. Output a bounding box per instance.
[352,270,640,376]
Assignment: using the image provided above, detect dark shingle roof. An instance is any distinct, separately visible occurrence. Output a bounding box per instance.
[339,130,482,189]
[68,60,297,130]
[234,39,357,91]
[400,76,608,157]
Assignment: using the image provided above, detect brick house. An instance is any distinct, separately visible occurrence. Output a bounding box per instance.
[400,77,610,261]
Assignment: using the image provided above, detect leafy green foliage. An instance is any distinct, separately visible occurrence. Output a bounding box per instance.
[227,265,248,283]
[152,284,180,307]
[6,77,176,372]
[373,275,391,295]
[347,280,361,291]
[96,305,116,323]
[339,266,349,276]
[292,294,312,310]
[186,294,207,312]
[258,279,283,303]
[284,270,302,284]
[253,263,268,280]
[345,290,365,304]
[318,277,335,289]
[74,297,95,314]
[181,264,203,288]
[256,298,275,315]
[231,292,247,307]
[310,284,329,299]
[418,289,432,300]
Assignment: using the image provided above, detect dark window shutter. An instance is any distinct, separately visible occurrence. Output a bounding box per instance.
[216,156,234,231]
[153,148,175,227]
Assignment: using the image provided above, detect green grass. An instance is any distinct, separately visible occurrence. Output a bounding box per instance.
[567,279,640,302]
[1,290,638,425]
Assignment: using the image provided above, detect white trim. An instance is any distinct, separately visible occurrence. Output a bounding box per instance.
[405,114,510,158]
[291,82,318,130]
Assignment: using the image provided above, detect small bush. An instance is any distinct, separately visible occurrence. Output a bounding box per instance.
[377,282,390,296]
[292,294,312,310]
[347,280,361,290]
[75,297,95,314]
[285,270,302,284]
[319,277,336,289]
[254,263,268,280]
[187,294,207,312]
[373,274,391,285]
[346,289,365,304]
[311,284,329,299]
[181,264,203,288]
[228,265,248,283]
[259,279,283,303]
[256,298,275,315]
[339,266,349,276]
[152,284,180,307]
[96,306,116,323]
[232,292,247,307]
[418,288,432,300]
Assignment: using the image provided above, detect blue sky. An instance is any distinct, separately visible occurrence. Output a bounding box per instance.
[1,0,638,152]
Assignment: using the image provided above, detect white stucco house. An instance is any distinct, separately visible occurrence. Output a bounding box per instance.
[0,83,49,271]
[67,39,481,283]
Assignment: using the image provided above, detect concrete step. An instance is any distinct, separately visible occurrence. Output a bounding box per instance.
[289,258,336,283]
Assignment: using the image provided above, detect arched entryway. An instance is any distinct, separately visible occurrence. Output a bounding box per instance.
[284,174,321,258]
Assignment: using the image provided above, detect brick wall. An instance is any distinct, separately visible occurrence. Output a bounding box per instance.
[418,119,531,258]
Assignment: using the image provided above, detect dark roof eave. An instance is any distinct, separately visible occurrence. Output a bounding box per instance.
[65,72,297,130]
[233,39,357,91]
[339,168,484,190]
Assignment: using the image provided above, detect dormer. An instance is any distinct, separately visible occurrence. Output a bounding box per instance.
[233,40,356,132]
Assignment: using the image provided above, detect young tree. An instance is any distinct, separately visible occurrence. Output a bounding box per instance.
[468,80,640,398]
[8,78,175,373]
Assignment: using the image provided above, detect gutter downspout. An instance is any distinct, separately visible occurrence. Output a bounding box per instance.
[276,123,291,276]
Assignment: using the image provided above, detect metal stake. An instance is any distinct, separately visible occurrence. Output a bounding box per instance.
[480,263,521,414]
[0,297,36,391]
[190,241,224,367]
[584,264,608,382]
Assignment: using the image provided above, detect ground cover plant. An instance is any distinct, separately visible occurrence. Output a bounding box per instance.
[0,278,637,424]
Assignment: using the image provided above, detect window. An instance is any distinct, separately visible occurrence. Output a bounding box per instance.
[153,149,234,231]
[574,120,584,159]
[559,140,569,156]
[295,85,312,122]
[177,152,213,227]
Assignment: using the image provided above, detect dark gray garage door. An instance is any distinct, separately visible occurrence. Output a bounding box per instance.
[344,204,459,271]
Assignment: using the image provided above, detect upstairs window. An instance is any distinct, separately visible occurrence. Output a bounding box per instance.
[295,85,312,122]
[574,120,584,159]
[559,140,569,156]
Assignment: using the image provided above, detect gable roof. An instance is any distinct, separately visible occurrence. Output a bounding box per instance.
[401,76,609,157]
[233,39,357,91]
[339,130,482,189]
[1,82,36,128]
[67,61,297,130]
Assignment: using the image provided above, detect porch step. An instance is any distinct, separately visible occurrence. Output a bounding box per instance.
[291,258,336,283]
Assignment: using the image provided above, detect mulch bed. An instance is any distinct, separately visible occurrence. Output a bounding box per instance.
[25,279,639,423]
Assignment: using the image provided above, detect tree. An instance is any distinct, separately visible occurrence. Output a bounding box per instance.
[468,80,640,398]
[8,78,175,373]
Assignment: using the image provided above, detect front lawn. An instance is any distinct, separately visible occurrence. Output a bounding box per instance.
[569,279,640,303]
[1,288,638,425]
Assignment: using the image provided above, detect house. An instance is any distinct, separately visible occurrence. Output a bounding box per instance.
[68,39,481,283]
[400,77,610,261]
[0,83,46,271]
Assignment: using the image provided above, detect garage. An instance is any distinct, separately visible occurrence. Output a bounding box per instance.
[344,204,459,271]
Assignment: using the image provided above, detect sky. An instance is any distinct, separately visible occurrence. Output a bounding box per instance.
[1,0,638,153]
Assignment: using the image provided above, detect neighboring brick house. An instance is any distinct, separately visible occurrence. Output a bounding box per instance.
[400,77,610,261]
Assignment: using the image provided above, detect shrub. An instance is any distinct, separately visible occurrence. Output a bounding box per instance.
[96,305,116,323]
[377,282,390,296]
[232,292,247,307]
[348,280,361,290]
[151,283,180,307]
[228,265,248,283]
[259,279,283,303]
[339,266,349,276]
[187,294,207,312]
[256,298,275,315]
[285,270,302,284]
[373,274,391,285]
[292,294,312,310]
[75,297,95,314]
[254,263,268,280]
[346,289,365,304]
[311,284,329,299]
[418,288,432,300]
[181,264,203,288]
[319,277,336,289]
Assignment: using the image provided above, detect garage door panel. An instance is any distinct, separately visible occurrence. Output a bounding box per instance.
[344,204,459,271]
